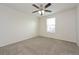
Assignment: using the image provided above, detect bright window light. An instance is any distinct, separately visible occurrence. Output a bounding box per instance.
[47,17,56,33]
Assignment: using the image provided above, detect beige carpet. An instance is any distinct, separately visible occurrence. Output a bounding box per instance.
[0,36,79,55]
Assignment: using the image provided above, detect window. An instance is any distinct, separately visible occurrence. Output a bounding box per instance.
[47,17,56,33]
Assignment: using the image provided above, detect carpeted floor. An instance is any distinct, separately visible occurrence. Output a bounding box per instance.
[0,36,79,55]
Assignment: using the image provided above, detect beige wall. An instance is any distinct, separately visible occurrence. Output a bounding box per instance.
[0,5,38,47]
[76,5,79,46]
[39,8,77,42]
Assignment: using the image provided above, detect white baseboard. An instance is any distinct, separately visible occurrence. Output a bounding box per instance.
[39,34,76,43]
[0,34,37,47]
[77,42,79,46]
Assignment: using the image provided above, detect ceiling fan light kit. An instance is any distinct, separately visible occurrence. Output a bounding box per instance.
[32,3,52,16]
[38,10,45,15]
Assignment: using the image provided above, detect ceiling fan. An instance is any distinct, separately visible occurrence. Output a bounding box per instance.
[32,3,52,15]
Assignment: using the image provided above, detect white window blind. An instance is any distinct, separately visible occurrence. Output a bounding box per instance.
[47,17,56,33]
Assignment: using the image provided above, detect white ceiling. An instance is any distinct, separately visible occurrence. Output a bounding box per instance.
[0,3,78,17]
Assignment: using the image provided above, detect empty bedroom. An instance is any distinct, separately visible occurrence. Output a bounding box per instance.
[0,3,79,55]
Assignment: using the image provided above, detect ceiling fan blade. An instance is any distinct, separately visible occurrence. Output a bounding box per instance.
[32,10,39,13]
[45,10,52,12]
[45,3,51,8]
[32,4,39,9]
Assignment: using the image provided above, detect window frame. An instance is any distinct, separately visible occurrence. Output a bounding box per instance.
[46,17,56,33]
